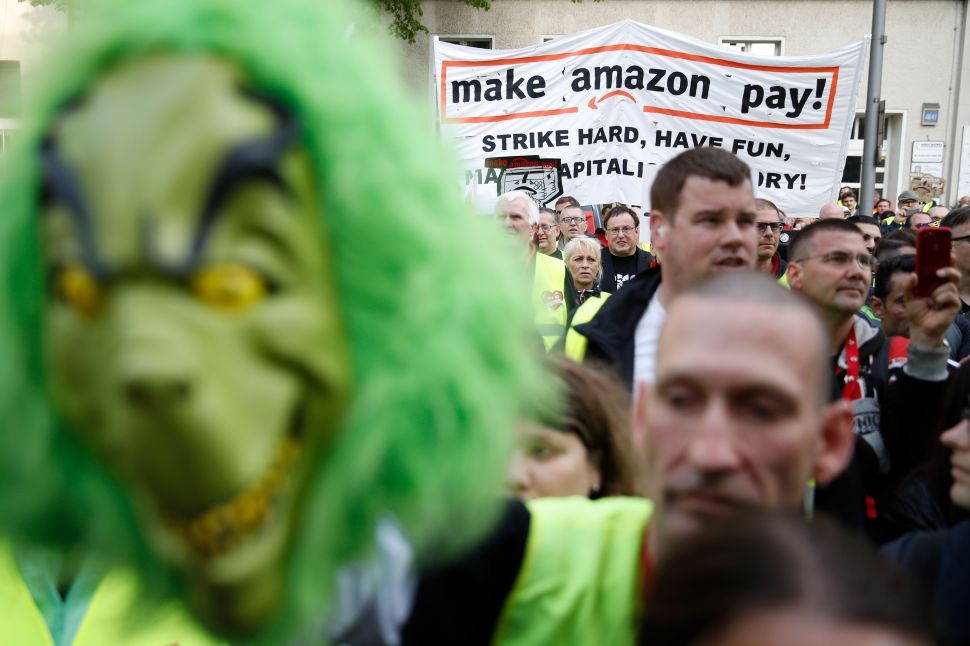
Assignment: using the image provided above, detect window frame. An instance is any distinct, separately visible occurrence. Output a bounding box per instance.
[717,37,785,57]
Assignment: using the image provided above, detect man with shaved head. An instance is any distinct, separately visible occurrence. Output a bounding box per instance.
[642,272,853,545]
[402,272,856,645]
[819,203,846,220]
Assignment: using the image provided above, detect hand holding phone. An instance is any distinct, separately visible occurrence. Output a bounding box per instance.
[915,227,952,298]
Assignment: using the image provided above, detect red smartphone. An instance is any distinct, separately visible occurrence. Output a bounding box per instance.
[915,227,951,297]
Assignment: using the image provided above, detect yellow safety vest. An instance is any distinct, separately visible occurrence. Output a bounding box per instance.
[533,253,568,351]
[492,497,653,646]
[0,542,225,646]
[563,292,611,362]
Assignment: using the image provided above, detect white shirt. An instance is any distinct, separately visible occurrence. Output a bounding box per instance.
[633,291,667,386]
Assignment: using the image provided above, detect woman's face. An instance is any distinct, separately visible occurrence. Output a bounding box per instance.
[507,422,600,500]
[941,418,970,511]
[567,251,600,290]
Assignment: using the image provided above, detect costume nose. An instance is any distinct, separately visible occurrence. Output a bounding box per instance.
[122,364,193,408]
[108,290,198,410]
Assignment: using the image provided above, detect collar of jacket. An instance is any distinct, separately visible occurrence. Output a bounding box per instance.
[573,265,663,385]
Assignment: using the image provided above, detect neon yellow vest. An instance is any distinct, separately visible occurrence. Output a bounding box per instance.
[0,542,225,646]
[564,292,610,362]
[533,253,568,351]
[492,497,653,646]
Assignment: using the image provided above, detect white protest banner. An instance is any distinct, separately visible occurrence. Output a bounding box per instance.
[435,20,867,216]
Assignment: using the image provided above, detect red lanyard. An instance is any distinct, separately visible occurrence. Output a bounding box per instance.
[641,538,654,601]
[841,327,862,401]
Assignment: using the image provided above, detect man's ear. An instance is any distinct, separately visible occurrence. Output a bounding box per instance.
[869,296,885,319]
[813,399,855,487]
[650,212,669,251]
[787,260,803,291]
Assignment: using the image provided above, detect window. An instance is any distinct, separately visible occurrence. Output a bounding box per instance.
[718,38,783,56]
[437,36,493,49]
[842,113,888,193]
[0,61,22,119]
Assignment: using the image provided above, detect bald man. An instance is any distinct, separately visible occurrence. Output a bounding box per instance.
[819,203,846,219]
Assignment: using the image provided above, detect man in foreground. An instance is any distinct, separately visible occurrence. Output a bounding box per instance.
[402,273,856,645]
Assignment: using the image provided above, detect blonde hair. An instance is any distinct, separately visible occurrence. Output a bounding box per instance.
[563,237,603,283]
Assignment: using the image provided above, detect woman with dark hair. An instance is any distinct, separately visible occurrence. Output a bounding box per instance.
[507,356,641,499]
[640,512,934,646]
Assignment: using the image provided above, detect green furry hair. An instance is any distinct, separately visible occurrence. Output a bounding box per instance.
[0,0,545,639]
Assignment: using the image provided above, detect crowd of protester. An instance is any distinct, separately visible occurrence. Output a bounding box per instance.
[10,0,968,642]
[474,147,970,645]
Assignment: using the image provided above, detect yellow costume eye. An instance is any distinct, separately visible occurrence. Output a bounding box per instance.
[55,265,105,317]
[190,264,267,311]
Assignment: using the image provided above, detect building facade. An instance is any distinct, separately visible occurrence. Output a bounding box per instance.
[0,0,67,152]
[395,0,970,207]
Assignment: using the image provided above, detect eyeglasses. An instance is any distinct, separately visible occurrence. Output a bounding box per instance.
[537,224,558,232]
[606,226,637,235]
[561,216,586,225]
[953,234,970,244]
[755,222,782,232]
[794,251,873,269]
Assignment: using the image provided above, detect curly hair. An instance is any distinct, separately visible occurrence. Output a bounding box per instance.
[0,0,543,640]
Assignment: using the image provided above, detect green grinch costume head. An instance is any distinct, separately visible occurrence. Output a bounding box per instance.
[0,0,541,639]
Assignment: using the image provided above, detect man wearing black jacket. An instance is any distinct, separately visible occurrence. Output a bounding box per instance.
[574,147,758,387]
[599,205,653,293]
[787,218,959,538]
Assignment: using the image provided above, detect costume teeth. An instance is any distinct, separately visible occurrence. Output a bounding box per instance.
[171,439,300,557]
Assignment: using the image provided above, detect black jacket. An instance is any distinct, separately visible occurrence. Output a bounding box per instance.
[599,248,654,294]
[573,265,662,388]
